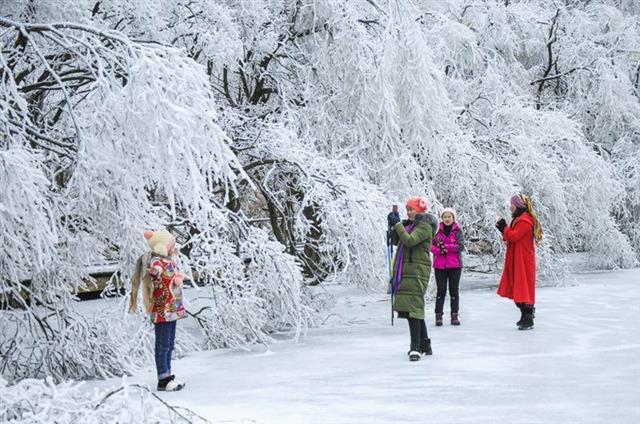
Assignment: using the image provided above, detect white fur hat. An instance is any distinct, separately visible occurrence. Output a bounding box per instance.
[441,207,457,221]
[143,230,175,256]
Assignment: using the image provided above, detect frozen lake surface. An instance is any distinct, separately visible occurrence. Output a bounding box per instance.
[90,268,640,423]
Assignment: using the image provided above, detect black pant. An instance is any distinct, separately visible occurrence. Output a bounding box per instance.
[434,268,462,314]
[408,317,429,351]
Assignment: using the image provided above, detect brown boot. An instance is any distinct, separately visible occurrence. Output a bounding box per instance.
[435,313,443,327]
[451,312,461,326]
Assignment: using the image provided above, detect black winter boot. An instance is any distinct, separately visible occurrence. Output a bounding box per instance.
[408,318,422,361]
[516,303,525,326]
[421,338,433,356]
[518,305,535,330]
[435,313,443,327]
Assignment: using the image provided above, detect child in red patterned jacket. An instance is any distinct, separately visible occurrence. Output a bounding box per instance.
[131,229,186,391]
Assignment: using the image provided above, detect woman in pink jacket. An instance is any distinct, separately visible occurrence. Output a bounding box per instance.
[431,208,465,326]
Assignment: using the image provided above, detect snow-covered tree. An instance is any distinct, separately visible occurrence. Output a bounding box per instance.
[2,0,639,385]
[0,11,312,381]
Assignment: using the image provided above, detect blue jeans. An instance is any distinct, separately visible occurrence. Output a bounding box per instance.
[154,321,176,379]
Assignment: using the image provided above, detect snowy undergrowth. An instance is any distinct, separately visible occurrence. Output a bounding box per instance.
[0,304,199,383]
[0,376,211,424]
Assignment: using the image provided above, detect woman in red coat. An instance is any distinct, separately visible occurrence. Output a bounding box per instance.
[496,194,543,330]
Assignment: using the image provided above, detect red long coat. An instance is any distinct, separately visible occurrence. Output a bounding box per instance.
[497,212,536,305]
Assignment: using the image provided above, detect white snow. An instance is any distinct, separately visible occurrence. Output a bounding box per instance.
[88,269,640,424]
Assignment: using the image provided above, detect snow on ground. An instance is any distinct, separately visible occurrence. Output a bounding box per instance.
[89,269,640,424]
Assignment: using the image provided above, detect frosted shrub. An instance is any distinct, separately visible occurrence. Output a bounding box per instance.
[0,376,210,423]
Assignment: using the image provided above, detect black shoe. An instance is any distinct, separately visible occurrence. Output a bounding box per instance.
[420,338,433,356]
[157,375,185,391]
[518,319,534,330]
[516,303,525,326]
[516,304,536,326]
[157,375,171,391]
[518,306,535,330]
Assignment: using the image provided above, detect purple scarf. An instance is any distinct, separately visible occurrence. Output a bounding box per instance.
[391,223,416,293]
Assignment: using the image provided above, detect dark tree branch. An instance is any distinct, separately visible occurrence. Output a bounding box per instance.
[536,9,560,110]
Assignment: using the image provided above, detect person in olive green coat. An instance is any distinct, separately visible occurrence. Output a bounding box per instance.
[391,196,438,361]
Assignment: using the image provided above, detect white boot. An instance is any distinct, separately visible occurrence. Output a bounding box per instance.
[158,375,185,391]
[164,378,185,391]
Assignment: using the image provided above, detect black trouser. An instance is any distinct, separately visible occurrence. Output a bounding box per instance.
[434,268,462,314]
[408,317,429,351]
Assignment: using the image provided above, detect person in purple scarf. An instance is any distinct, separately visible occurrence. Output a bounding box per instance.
[391,196,438,361]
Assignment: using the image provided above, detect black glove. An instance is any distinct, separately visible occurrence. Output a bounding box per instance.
[496,218,507,234]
